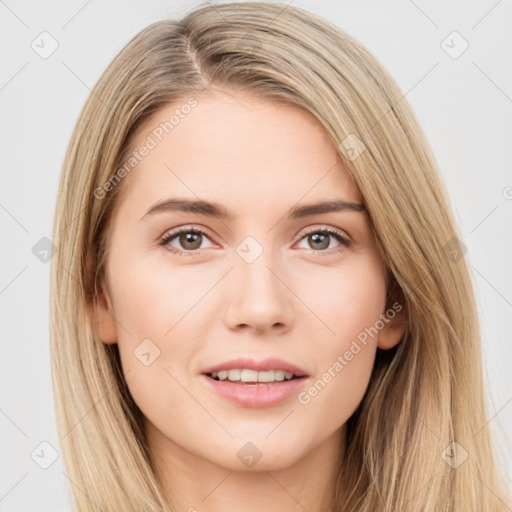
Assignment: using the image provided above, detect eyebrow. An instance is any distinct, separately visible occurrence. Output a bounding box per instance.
[141,197,365,221]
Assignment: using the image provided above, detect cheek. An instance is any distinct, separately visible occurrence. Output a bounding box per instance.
[295,252,387,344]
[296,339,376,439]
[110,253,219,341]
[292,256,386,422]
[106,254,221,403]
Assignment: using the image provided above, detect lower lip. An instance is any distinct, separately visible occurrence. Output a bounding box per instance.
[199,374,309,408]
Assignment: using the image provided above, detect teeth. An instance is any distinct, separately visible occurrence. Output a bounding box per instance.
[210,369,296,383]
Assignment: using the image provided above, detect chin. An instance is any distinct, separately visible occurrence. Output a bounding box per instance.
[204,436,309,472]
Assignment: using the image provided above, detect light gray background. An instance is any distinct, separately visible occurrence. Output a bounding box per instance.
[1,0,511,510]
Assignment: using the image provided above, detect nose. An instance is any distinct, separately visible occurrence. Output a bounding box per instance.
[223,246,294,335]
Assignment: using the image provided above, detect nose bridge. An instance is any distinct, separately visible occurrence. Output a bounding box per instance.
[224,234,293,331]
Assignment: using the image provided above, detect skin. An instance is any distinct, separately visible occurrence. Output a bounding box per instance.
[94,89,406,512]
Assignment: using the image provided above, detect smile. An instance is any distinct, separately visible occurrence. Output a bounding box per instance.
[200,372,309,408]
[209,368,297,383]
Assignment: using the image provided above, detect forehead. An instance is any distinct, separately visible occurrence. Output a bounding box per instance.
[115,90,362,216]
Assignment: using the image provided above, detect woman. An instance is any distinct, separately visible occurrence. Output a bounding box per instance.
[50,2,511,511]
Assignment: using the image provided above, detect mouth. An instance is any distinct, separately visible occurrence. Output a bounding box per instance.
[204,369,306,385]
[199,369,310,408]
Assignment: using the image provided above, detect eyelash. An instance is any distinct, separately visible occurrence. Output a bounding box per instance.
[159,226,351,257]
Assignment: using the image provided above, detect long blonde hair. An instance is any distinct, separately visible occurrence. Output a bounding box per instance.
[50,2,511,510]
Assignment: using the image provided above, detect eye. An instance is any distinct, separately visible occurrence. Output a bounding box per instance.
[159,226,215,256]
[159,225,351,257]
[295,227,351,254]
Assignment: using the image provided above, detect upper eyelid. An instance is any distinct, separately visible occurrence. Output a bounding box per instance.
[161,225,216,242]
[297,224,349,238]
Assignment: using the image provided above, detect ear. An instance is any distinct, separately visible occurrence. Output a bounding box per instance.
[93,278,118,345]
[377,281,407,350]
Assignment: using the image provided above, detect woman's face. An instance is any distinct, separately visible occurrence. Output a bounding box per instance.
[94,90,404,472]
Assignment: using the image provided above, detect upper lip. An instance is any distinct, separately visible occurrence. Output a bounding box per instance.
[202,357,309,377]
